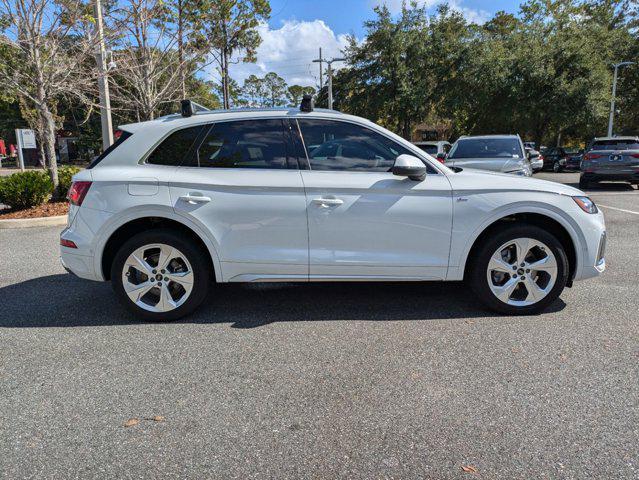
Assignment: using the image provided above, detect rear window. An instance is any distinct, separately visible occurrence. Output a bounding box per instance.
[449,138,523,159]
[147,126,204,166]
[591,140,639,151]
[87,131,132,169]
[416,144,438,154]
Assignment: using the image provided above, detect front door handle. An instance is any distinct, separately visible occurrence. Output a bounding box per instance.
[179,194,211,204]
[312,197,344,207]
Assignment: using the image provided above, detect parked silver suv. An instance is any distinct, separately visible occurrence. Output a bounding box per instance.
[580,136,639,189]
[445,135,532,176]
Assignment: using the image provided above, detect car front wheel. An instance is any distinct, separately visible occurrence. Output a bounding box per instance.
[112,229,210,321]
[469,225,569,315]
[553,161,562,173]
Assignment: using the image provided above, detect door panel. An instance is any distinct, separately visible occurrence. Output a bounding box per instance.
[169,119,308,281]
[302,171,453,279]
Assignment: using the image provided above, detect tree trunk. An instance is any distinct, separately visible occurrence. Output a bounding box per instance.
[39,104,59,194]
[222,49,230,109]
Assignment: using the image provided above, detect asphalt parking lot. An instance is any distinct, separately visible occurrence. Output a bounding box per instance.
[1,172,637,479]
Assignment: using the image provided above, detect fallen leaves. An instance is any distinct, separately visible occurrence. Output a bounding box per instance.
[152,416,165,422]
[461,465,478,474]
[123,418,139,428]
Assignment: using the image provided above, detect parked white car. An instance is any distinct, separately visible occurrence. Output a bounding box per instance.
[61,104,606,321]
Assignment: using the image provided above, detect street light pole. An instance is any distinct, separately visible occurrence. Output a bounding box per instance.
[93,0,114,150]
[607,61,634,137]
[325,57,345,110]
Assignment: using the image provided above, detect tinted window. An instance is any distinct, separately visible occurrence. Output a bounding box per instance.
[147,126,203,166]
[87,131,132,169]
[298,119,420,172]
[449,138,523,159]
[591,140,639,151]
[194,119,293,169]
[416,144,438,154]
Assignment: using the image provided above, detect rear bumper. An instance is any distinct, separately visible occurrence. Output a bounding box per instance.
[581,171,639,182]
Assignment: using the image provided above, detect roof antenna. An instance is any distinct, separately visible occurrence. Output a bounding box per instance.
[300,94,314,113]
[181,100,211,117]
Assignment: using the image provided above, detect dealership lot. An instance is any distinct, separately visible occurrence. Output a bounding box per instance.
[1,172,637,479]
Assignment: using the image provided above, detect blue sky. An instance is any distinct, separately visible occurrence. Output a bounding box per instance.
[222,1,523,87]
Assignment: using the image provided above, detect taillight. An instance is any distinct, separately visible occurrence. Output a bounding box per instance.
[630,153,639,159]
[584,153,603,161]
[60,238,78,249]
[67,181,92,206]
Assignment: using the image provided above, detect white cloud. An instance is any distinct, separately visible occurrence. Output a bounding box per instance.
[212,20,352,88]
[371,0,490,24]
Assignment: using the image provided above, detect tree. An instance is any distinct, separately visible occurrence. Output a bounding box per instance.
[262,72,287,107]
[0,0,99,191]
[241,74,268,107]
[196,0,271,109]
[107,0,208,121]
[286,85,315,107]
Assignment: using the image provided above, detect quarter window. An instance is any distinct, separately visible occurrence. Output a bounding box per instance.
[298,119,428,173]
[193,119,294,169]
[147,126,203,166]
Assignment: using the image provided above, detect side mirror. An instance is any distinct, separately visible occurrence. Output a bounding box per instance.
[392,154,426,181]
[436,152,447,163]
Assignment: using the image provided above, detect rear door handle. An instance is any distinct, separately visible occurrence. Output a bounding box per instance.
[179,194,211,204]
[312,197,344,207]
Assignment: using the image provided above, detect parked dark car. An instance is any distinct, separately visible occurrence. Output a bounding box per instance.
[541,147,582,172]
[580,136,639,189]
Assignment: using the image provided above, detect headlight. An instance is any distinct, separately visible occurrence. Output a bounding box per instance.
[506,169,527,176]
[573,196,598,214]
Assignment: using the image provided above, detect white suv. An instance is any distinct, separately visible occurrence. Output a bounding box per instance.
[60,103,606,321]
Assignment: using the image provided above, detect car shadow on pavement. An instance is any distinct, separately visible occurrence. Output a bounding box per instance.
[0,274,566,329]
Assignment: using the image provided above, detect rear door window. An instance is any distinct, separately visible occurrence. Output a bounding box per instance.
[192,119,296,169]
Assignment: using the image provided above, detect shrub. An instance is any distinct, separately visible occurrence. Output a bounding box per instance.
[58,166,83,195]
[0,170,53,210]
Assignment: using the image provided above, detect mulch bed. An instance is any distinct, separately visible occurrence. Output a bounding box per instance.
[0,201,69,219]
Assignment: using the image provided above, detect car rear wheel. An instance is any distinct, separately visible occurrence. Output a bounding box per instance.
[553,161,562,173]
[469,225,569,315]
[112,229,210,321]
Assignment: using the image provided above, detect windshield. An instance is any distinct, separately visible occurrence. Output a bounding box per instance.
[591,140,639,151]
[449,138,523,159]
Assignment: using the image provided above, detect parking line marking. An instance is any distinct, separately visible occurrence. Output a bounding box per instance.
[598,204,639,215]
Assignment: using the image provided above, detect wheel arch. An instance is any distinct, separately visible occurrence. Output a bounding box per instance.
[460,207,583,286]
[97,212,222,282]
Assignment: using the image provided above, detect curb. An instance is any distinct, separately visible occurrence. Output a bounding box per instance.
[0,215,67,229]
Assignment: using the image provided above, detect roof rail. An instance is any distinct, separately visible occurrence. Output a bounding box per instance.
[180,99,211,117]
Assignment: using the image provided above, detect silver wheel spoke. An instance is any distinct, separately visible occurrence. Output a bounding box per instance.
[158,283,176,312]
[513,238,531,264]
[124,280,155,303]
[488,254,513,273]
[167,270,194,286]
[493,277,518,303]
[524,278,547,303]
[157,245,176,270]
[528,255,557,273]
[127,253,154,276]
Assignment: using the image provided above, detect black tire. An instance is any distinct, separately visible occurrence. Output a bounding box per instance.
[578,177,589,189]
[111,229,211,321]
[468,224,569,315]
[553,161,562,173]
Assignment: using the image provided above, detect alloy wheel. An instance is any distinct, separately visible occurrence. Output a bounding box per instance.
[121,243,194,313]
[486,237,558,307]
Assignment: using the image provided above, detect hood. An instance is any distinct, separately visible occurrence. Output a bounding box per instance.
[447,168,584,196]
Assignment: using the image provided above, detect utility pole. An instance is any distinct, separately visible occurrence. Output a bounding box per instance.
[325,57,345,110]
[607,61,634,137]
[312,48,324,90]
[93,0,114,150]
